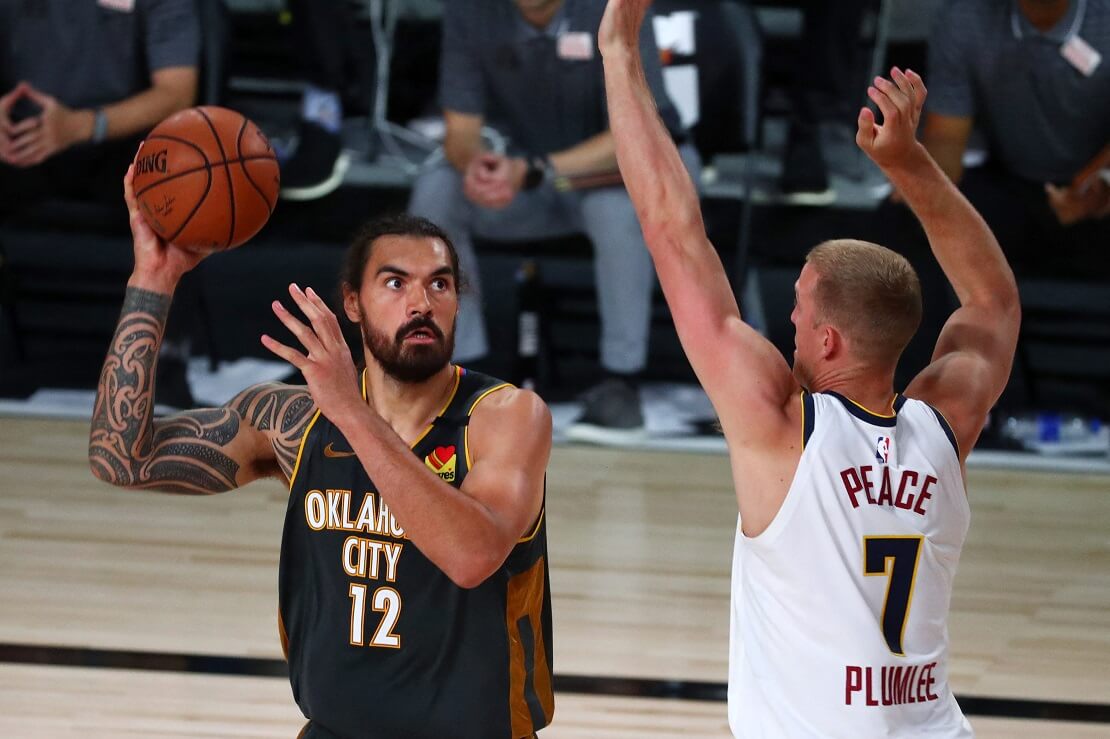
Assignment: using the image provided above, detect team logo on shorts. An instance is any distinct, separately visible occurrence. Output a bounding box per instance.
[425,445,457,482]
[875,436,892,464]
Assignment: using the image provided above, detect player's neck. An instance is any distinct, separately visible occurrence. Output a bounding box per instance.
[809,365,897,416]
[361,363,458,441]
[1019,0,1070,32]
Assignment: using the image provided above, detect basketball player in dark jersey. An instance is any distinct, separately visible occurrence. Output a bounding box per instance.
[88,165,555,738]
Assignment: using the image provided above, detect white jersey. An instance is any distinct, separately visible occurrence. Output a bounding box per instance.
[728,391,973,738]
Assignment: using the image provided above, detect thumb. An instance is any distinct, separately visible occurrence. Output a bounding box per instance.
[856,106,876,148]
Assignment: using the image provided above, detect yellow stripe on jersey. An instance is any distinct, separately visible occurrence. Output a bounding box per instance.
[842,394,898,418]
[287,409,323,492]
[518,506,545,544]
[505,556,554,735]
[409,365,464,449]
[463,382,513,469]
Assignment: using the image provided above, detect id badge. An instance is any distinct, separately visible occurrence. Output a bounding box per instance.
[1061,35,1102,77]
[97,0,136,11]
[557,32,594,61]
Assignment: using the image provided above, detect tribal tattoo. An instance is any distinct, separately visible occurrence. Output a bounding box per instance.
[225,381,316,481]
[88,287,316,494]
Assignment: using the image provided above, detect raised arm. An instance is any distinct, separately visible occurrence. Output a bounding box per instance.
[598,0,797,441]
[88,165,311,494]
[860,68,1020,456]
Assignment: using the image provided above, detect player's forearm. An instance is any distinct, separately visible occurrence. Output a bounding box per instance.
[95,71,197,142]
[602,46,703,243]
[88,286,242,494]
[336,405,515,588]
[89,287,169,488]
[883,143,1016,309]
[548,131,618,177]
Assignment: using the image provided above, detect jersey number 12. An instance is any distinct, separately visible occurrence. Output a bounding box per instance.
[349,583,402,648]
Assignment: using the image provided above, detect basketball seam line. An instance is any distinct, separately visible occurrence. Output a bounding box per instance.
[197,107,236,249]
[134,155,276,192]
[132,157,275,198]
[141,127,214,244]
[162,167,213,245]
[235,119,274,215]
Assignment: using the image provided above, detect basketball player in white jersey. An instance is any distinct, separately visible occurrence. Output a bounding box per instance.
[600,1,1020,736]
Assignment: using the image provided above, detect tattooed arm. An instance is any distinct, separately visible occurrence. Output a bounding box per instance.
[87,290,317,494]
[88,162,317,494]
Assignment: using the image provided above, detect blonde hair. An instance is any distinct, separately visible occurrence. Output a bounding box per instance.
[805,239,922,365]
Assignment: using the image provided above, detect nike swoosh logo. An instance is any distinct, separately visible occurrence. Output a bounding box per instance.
[323,442,357,459]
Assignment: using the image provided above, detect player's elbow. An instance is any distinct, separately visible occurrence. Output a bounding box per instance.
[642,210,703,256]
[444,547,510,590]
[87,449,131,488]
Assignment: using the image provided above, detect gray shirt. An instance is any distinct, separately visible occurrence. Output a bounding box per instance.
[927,0,1110,184]
[0,0,200,109]
[439,0,684,156]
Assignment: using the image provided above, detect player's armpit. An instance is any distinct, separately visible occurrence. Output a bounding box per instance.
[905,304,1019,457]
[461,387,552,551]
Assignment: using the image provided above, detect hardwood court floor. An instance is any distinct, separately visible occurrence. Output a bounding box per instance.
[0,416,1108,736]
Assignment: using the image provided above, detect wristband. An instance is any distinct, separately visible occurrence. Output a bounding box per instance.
[91,108,109,144]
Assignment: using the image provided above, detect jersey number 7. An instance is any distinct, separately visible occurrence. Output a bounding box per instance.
[863,536,923,656]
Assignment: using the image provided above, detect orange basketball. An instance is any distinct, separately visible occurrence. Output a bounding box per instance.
[133,106,280,252]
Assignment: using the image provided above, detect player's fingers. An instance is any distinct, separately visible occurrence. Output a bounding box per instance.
[288,283,335,340]
[866,86,898,125]
[260,334,307,368]
[123,163,141,210]
[272,298,326,357]
[904,69,927,106]
[873,76,908,118]
[304,286,345,346]
[890,67,915,101]
[856,106,877,149]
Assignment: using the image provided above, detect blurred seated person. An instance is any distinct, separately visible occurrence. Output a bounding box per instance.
[0,0,199,214]
[907,0,1109,278]
[0,0,200,408]
[409,0,699,445]
[884,0,1109,388]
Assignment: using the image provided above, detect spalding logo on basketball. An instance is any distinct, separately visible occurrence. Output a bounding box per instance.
[133,106,280,252]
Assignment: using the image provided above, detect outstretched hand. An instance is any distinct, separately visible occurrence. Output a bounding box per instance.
[124,158,205,289]
[262,284,363,427]
[598,0,650,57]
[856,67,927,169]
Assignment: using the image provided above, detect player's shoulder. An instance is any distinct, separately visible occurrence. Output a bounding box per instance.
[468,384,551,431]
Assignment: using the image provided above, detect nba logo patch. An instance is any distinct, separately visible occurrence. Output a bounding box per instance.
[875,436,892,464]
[425,445,457,482]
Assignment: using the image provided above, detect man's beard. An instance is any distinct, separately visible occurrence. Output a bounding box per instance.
[362,314,455,383]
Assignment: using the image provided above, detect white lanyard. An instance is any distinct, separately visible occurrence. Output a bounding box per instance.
[1011,0,1086,42]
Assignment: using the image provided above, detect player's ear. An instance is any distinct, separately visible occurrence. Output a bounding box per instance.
[342,284,361,323]
[821,325,840,360]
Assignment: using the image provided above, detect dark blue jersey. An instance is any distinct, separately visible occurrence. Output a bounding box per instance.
[280,366,553,738]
